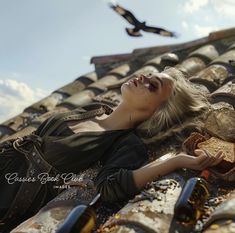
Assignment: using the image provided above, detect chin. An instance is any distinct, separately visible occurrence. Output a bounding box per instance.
[121,83,130,94]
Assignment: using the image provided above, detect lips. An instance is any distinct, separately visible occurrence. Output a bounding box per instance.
[128,79,137,87]
[133,79,138,87]
[128,78,138,87]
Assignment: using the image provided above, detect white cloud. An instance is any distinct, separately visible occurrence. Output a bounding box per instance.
[0,79,48,123]
[102,0,117,4]
[193,24,218,37]
[204,15,211,22]
[183,0,209,13]
[182,0,235,19]
[182,21,189,30]
[211,0,235,19]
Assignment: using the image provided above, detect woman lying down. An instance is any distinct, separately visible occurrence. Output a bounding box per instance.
[0,67,225,232]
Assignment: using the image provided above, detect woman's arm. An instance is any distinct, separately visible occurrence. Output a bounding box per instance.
[95,133,149,203]
[132,149,225,190]
[96,132,224,203]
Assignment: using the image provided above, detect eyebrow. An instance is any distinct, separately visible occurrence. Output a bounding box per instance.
[152,76,163,87]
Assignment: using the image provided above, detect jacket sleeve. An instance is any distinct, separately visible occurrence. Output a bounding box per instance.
[94,133,148,203]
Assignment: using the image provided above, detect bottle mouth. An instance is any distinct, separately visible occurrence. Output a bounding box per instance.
[174,204,197,224]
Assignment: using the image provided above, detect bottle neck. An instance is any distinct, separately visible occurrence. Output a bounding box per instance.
[199,169,210,180]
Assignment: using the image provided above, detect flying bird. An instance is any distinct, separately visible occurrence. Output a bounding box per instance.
[109,4,178,38]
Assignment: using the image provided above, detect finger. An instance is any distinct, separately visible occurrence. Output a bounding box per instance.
[207,150,223,159]
[203,149,215,157]
[215,150,223,157]
[200,157,213,169]
[194,149,205,156]
[204,150,224,166]
[211,153,225,166]
[204,150,218,164]
[209,153,221,166]
[205,150,224,158]
[198,152,215,168]
[196,153,208,162]
[198,154,211,169]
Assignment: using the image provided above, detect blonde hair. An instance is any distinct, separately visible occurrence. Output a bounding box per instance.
[136,67,209,144]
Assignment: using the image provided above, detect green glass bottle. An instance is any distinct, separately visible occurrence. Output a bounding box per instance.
[174,170,210,224]
[56,193,100,233]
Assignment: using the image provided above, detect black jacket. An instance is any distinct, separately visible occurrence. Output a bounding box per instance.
[0,104,148,231]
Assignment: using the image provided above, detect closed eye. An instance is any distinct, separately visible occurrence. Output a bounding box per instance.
[148,82,158,92]
[152,76,163,88]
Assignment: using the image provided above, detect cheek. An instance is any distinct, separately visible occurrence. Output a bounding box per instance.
[136,92,159,112]
[144,96,159,110]
[121,84,135,101]
[142,91,166,111]
[134,88,150,102]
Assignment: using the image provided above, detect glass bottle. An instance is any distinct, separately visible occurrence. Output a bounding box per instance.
[56,193,100,233]
[174,170,210,224]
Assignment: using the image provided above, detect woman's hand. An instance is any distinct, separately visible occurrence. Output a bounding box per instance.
[176,149,225,171]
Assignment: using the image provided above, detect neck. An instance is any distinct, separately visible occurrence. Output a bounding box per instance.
[99,102,150,130]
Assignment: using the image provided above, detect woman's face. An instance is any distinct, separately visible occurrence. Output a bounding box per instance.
[121,72,174,114]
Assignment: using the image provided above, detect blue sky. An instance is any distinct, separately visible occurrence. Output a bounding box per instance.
[1,0,235,122]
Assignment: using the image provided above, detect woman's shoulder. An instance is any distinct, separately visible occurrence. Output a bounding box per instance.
[35,103,112,136]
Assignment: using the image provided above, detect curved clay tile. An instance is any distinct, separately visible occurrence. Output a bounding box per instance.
[1,111,35,132]
[55,71,98,97]
[176,44,221,77]
[0,107,70,143]
[1,125,38,143]
[92,89,122,107]
[210,80,235,109]
[0,112,39,141]
[24,93,65,114]
[190,48,235,92]
[99,176,183,233]
[0,125,15,140]
[60,85,108,109]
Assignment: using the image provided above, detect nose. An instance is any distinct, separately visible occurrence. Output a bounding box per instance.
[138,74,148,83]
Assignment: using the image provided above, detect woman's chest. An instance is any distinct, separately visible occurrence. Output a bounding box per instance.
[67,120,106,134]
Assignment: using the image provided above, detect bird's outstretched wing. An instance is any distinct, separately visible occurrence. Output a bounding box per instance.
[143,25,178,37]
[109,4,141,26]
[126,28,142,37]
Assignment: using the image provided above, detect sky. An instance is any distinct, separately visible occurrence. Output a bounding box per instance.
[1,0,235,123]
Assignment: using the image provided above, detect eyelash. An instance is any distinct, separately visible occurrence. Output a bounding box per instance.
[148,82,158,92]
